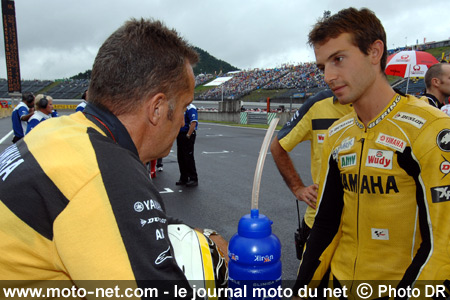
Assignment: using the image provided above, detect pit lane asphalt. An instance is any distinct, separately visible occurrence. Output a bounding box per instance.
[0,113,312,281]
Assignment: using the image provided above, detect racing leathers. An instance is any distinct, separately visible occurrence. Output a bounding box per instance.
[294,93,450,298]
[0,103,193,298]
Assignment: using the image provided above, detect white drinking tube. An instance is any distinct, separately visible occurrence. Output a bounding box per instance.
[251,118,280,210]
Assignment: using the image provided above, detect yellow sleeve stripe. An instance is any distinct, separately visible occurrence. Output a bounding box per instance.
[194,230,217,298]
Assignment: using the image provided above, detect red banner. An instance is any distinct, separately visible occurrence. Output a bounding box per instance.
[0,100,9,108]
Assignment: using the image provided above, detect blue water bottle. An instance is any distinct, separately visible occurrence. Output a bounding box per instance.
[228,208,282,300]
[228,118,281,299]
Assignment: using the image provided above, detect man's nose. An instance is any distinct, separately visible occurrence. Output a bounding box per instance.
[323,66,337,86]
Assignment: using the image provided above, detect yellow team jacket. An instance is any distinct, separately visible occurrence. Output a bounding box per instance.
[278,90,352,228]
[0,104,193,298]
[295,93,450,298]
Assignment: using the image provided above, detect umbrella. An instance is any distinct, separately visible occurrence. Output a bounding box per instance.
[385,50,439,93]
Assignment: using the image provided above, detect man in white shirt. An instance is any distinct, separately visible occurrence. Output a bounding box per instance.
[26,94,53,134]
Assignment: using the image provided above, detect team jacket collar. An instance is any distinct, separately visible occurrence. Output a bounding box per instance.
[34,110,51,120]
[424,93,443,109]
[83,103,139,157]
[355,94,402,129]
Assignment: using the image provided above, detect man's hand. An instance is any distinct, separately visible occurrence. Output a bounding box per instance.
[294,184,319,209]
[209,234,229,263]
[194,228,229,262]
[271,137,317,209]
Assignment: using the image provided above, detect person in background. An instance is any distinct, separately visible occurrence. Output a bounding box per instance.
[11,92,35,143]
[176,103,198,187]
[147,158,163,179]
[424,63,450,109]
[26,94,53,134]
[76,89,88,112]
[0,18,227,297]
[440,98,450,116]
[156,157,163,172]
[294,7,450,298]
[270,89,352,260]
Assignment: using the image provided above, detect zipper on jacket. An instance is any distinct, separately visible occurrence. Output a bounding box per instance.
[352,136,365,285]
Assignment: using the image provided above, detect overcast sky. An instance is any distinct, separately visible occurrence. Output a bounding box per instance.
[1,0,449,80]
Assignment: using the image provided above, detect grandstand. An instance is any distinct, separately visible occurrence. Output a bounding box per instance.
[195,73,214,86]
[45,79,89,99]
[0,42,445,101]
[196,63,327,101]
[0,79,89,99]
[392,78,425,96]
[0,72,429,101]
[0,79,53,98]
[263,63,327,91]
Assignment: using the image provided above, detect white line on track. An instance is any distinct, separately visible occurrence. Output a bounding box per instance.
[202,150,230,154]
[159,188,174,194]
[0,130,13,144]
[200,122,280,131]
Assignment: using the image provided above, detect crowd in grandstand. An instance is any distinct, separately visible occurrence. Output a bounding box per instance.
[195,73,214,86]
[197,67,286,100]
[263,63,327,90]
[196,63,327,100]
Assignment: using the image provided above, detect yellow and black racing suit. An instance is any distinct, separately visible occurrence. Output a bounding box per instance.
[0,104,193,298]
[294,93,450,298]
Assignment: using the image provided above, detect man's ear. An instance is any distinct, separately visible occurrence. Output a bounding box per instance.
[147,93,166,126]
[369,40,384,65]
[431,77,441,88]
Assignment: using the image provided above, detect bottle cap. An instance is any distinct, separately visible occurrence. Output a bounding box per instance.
[237,209,273,238]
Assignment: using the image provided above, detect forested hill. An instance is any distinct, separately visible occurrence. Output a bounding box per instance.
[70,47,239,80]
[192,47,239,75]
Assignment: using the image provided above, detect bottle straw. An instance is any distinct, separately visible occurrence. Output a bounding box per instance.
[251,117,279,211]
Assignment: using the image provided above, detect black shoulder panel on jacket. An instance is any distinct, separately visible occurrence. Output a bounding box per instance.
[0,141,69,240]
[278,89,334,139]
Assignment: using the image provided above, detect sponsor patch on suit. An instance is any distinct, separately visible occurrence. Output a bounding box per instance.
[365,149,393,170]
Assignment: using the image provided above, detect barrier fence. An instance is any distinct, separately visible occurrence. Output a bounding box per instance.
[240,112,277,125]
[0,104,78,119]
